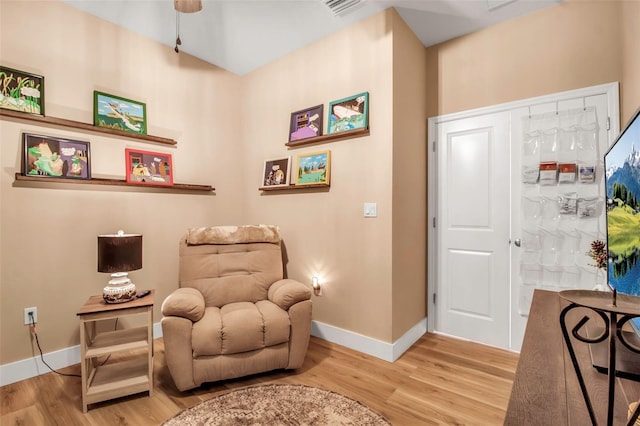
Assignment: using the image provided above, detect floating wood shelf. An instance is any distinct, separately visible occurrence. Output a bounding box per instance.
[15,173,214,192]
[285,128,369,148]
[259,183,329,192]
[0,109,177,146]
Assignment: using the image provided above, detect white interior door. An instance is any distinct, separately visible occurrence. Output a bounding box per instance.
[428,82,619,352]
[435,112,511,348]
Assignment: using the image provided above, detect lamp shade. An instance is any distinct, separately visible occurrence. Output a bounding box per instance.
[97,232,142,273]
[174,0,202,13]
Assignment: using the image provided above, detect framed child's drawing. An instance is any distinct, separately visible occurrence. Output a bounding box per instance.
[261,156,291,188]
[327,92,368,134]
[125,148,173,186]
[22,133,90,179]
[289,105,323,142]
[1,66,44,116]
[94,91,147,135]
[294,150,331,186]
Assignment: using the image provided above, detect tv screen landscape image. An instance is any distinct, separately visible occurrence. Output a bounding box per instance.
[604,107,640,332]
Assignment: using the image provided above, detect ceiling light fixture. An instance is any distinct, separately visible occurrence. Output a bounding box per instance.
[174,0,202,54]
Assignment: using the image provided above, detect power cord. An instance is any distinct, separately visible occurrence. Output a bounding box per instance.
[28,312,116,378]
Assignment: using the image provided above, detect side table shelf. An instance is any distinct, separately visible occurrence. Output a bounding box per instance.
[77,291,154,412]
[85,327,149,358]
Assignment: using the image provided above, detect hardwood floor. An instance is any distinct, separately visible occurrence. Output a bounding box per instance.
[1,334,519,425]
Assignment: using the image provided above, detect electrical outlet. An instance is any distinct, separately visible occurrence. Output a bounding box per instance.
[24,307,37,325]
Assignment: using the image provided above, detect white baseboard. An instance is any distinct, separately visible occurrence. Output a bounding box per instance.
[311,317,427,362]
[1,319,427,387]
[0,322,164,387]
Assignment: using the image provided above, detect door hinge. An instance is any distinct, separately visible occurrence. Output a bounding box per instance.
[432,217,436,228]
[432,141,436,152]
[433,293,437,305]
[606,116,611,131]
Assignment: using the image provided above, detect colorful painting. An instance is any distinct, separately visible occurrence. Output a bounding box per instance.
[327,92,368,134]
[22,133,90,179]
[94,91,147,135]
[295,150,330,186]
[262,157,291,187]
[0,66,44,116]
[289,105,323,142]
[125,149,173,186]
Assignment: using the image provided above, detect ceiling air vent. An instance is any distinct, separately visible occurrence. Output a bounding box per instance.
[323,0,365,17]
[487,0,517,11]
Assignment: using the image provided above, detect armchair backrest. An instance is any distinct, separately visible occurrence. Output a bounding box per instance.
[179,225,283,307]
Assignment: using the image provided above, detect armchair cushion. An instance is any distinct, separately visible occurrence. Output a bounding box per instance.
[192,300,290,357]
[179,242,282,307]
[161,287,205,322]
[268,279,312,310]
[187,225,280,245]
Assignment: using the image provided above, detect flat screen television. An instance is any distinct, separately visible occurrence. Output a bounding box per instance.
[604,106,640,335]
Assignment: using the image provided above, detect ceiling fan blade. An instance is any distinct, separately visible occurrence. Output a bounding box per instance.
[174,0,202,13]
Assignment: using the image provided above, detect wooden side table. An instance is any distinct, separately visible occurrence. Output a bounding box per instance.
[559,289,640,426]
[76,291,154,412]
[506,289,640,425]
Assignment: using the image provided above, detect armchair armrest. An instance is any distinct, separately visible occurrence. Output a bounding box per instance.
[161,287,205,322]
[268,279,312,310]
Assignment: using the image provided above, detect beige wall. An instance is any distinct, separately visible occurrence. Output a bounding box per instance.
[240,9,428,343]
[0,0,242,364]
[241,10,397,341]
[390,11,428,340]
[425,0,635,120]
[1,3,428,367]
[621,0,640,123]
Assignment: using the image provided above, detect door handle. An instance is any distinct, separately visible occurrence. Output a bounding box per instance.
[514,239,521,247]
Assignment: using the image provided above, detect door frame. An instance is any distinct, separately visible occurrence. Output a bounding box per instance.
[427,82,620,344]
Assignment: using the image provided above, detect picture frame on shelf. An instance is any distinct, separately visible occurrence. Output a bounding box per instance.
[261,156,292,188]
[294,150,331,186]
[22,133,91,179]
[289,104,323,142]
[94,91,147,135]
[327,92,368,134]
[125,148,173,186]
[0,66,44,116]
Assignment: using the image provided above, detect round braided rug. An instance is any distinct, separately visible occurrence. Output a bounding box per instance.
[162,384,391,425]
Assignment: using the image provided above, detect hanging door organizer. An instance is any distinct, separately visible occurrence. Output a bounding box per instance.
[519,106,608,315]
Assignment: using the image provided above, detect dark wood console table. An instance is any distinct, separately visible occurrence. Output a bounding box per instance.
[505,289,640,425]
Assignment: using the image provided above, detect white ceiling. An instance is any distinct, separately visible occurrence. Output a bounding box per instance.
[62,0,560,76]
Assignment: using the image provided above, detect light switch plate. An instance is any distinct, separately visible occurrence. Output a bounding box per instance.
[363,202,377,218]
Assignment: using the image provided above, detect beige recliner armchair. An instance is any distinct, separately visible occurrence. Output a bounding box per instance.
[161,225,312,391]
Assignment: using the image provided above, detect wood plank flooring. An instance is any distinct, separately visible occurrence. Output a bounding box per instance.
[0,333,519,425]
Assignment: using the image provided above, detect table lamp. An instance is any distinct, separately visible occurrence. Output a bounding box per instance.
[98,230,142,303]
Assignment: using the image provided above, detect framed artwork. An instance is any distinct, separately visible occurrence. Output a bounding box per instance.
[295,150,331,186]
[289,104,323,142]
[125,148,173,186]
[0,66,44,116]
[262,156,291,187]
[327,92,368,134]
[94,91,147,135]
[22,133,91,179]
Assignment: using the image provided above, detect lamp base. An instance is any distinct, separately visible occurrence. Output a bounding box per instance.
[103,272,137,304]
